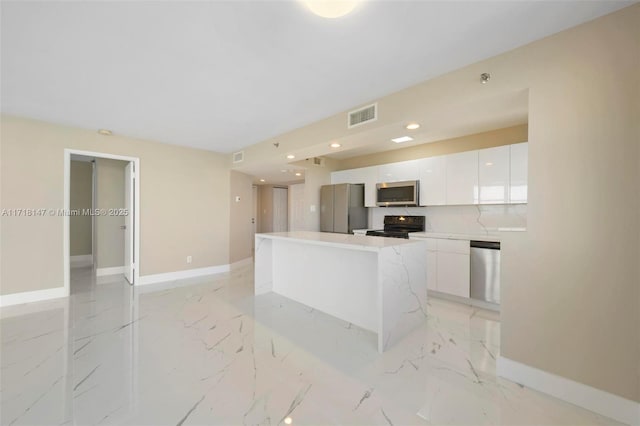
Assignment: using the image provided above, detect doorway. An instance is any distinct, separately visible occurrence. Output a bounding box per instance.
[64,149,140,297]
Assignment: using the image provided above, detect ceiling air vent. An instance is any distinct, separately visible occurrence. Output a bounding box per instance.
[348,103,377,129]
[232,151,244,163]
[311,157,325,167]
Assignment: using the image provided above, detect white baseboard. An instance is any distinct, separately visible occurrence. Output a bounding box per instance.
[70,254,93,267]
[96,266,125,276]
[230,257,253,269]
[497,356,640,425]
[0,286,67,307]
[138,264,230,286]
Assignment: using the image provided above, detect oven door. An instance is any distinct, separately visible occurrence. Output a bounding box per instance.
[376,180,419,207]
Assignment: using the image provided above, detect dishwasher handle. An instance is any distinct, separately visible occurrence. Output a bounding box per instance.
[470,240,500,250]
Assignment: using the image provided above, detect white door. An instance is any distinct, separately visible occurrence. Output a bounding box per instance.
[124,162,134,284]
[272,187,288,232]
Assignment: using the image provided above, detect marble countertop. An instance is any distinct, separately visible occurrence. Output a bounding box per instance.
[410,232,502,242]
[256,231,423,252]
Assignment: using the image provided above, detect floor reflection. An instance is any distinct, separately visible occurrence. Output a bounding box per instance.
[1,265,619,425]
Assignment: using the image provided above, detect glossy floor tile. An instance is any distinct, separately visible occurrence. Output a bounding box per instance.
[1,265,620,425]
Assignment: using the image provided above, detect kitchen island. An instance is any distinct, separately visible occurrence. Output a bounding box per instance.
[254,231,428,352]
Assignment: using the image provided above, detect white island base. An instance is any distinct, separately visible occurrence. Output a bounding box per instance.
[255,231,428,353]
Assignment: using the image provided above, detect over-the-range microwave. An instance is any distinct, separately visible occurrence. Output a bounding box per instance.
[376,180,419,207]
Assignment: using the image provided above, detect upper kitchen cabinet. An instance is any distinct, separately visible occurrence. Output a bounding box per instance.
[418,156,446,206]
[446,150,479,205]
[479,145,510,204]
[331,169,357,184]
[377,159,420,183]
[331,166,378,207]
[509,142,528,203]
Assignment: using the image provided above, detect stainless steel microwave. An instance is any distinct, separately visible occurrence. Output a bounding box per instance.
[376,180,419,207]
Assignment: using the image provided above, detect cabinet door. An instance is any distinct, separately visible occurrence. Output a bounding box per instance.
[479,146,510,204]
[446,151,479,205]
[418,156,446,206]
[437,252,470,298]
[331,170,353,184]
[377,160,420,183]
[510,142,528,203]
[350,166,377,207]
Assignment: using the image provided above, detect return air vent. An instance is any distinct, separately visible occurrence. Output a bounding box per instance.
[311,157,325,167]
[348,103,377,128]
[232,151,244,163]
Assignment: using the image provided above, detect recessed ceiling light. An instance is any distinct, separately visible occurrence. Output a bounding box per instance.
[391,136,413,144]
[259,179,265,182]
[405,123,420,130]
[330,142,342,148]
[295,172,302,177]
[284,417,293,425]
[97,129,112,136]
[287,154,295,159]
[485,162,494,166]
[304,0,358,18]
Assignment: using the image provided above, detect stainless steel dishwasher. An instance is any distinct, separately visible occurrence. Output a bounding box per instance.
[470,240,501,305]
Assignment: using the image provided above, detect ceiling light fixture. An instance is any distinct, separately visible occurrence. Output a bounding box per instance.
[330,142,342,148]
[405,123,420,130]
[391,136,413,144]
[304,0,359,18]
[481,73,491,84]
[287,154,295,159]
[295,172,302,177]
[97,129,112,136]
[485,162,494,166]
[259,179,265,182]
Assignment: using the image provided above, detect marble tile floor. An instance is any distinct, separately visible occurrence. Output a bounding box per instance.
[1,265,620,426]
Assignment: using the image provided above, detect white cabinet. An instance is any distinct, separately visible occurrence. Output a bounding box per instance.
[333,141,527,208]
[426,248,438,291]
[410,236,470,298]
[479,145,510,204]
[377,160,420,183]
[331,169,356,184]
[418,156,446,206]
[510,142,528,203]
[446,151,479,205]
[331,166,378,207]
[435,238,470,298]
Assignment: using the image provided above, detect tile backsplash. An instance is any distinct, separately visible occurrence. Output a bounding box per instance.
[369,204,527,234]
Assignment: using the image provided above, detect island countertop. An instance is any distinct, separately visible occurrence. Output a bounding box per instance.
[255,231,422,252]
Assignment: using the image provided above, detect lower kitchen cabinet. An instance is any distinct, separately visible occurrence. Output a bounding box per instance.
[414,237,470,298]
[436,251,470,298]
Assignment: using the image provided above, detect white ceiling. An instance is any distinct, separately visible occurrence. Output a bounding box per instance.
[1,1,633,154]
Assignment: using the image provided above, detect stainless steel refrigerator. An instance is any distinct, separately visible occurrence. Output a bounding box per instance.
[320,183,367,234]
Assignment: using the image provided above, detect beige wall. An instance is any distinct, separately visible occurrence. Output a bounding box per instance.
[95,158,126,269]
[229,170,254,263]
[0,115,231,294]
[338,124,528,170]
[237,6,640,401]
[69,161,92,256]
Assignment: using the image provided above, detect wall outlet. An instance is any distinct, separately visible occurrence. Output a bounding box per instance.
[186,255,192,264]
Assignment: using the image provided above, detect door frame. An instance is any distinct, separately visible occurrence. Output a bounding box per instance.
[64,149,141,295]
